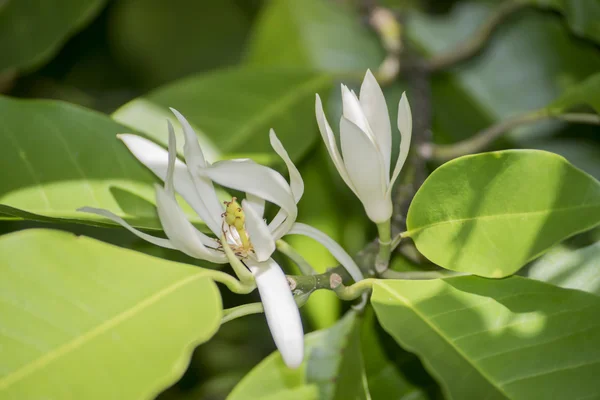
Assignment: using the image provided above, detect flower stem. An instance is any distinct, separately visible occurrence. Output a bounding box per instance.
[330,276,377,301]
[221,302,264,324]
[203,269,256,294]
[221,234,254,285]
[375,220,392,274]
[276,239,317,276]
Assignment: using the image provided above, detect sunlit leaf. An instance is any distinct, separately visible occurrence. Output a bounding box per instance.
[0,229,222,399]
[0,0,106,73]
[371,276,600,399]
[112,67,332,164]
[0,96,191,229]
[228,311,366,400]
[524,242,600,296]
[246,0,383,72]
[405,150,600,277]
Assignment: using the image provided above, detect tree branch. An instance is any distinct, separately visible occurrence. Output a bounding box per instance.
[426,0,529,72]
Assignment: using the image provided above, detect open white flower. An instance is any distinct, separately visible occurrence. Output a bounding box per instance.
[79,109,363,369]
[315,70,412,224]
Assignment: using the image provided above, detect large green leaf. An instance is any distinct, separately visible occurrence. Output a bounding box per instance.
[0,229,222,399]
[371,276,600,399]
[0,0,106,73]
[108,0,251,89]
[524,242,600,296]
[246,0,383,72]
[405,150,600,277]
[228,311,366,400]
[0,96,191,229]
[526,0,600,43]
[112,67,332,164]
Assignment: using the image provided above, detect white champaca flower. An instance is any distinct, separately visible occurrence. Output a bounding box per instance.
[315,70,413,224]
[79,109,363,369]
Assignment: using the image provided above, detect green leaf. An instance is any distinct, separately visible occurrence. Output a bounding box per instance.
[112,67,332,164]
[0,96,192,229]
[246,0,383,72]
[405,150,600,277]
[108,0,251,89]
[0,0,106,73]
[361,309,427,400]
[371,276,600,399]
[0,229,222,399]
[407,2,600,143]
[228,311,365,400]
[526,0,600,43]
[548,72,600,113]
[524,242,600,296]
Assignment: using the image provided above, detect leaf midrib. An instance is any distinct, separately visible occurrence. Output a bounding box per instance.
[405,202,600,237]
[374,281,510,400]
[0,272,211,390]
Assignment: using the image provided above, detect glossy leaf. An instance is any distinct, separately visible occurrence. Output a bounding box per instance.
[372,276,600,399]
[526,0,600,43]
[405,150,600,277]
[0,96,194,229]
[246,0,383,72]
[109,0,251,88]
[112,67,332,164]
[228,311,365,400]
[548,72,600,113]
[0,0,106,73]
[0,229,222,399]
[525,242,600,296]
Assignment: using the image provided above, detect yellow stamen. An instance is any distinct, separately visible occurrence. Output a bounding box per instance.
[223,197,252,252]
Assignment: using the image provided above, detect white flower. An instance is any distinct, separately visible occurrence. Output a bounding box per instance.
[315,70,412,224]
[79,109,363,369]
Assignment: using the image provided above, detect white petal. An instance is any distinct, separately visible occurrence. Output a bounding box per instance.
[359,70,392,177]
[242,199,275,262]
[155,185,227,263]
[287,223,364,283]
[341,85,373,141]
[118,133,222,235]
[77,207,175,249]
[315,94,358,196]
[269,129,304,203]
[340,117,392,223]
[245,193,265,218]
[165,120,177,194]
[247,258,304,369]
[388,92,413,195]
[170,108,224,234]
[201,159,298,236]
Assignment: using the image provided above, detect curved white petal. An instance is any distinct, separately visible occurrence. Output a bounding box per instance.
[388,92,413,195]
[341,85,374,142]
[200,159,298,236]
[245,193,265,218]
[287,222,364,283]
[247,258,304,369]
[315,94,358,196]
[268,209,288,240]
[155,185,227,263]
[359,70,392,177]
[242,199,275,262]
[118,133,222,235]
[340,117,392,223]
[77,207,175,249]
[170,108,224,235]
[269,129,304,203]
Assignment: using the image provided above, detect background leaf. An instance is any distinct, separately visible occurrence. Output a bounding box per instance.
[246,0,383,72]
[548,72,600,113]
[524,241,600,296]
[0,0,106,73]
[0,96,185,229]
[406,150,600,277]
[525,0,600,43]
[0,229,222,399]
[371,276,600,399]
[112,67,332,164]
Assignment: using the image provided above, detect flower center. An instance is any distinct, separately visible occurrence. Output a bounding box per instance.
[221,197,252,257]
